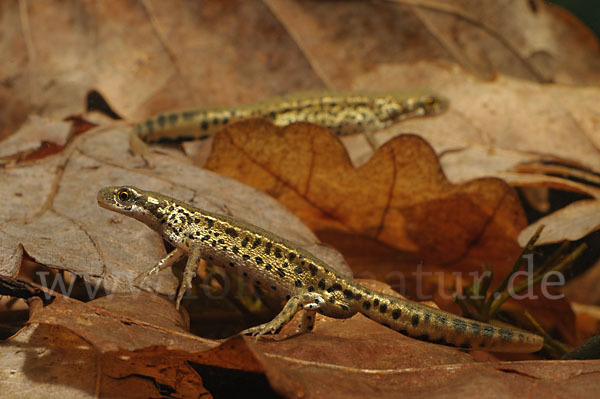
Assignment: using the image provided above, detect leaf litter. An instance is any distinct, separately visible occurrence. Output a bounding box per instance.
[2,0,600,397]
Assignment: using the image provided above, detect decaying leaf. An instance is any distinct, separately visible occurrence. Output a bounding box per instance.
[0,323,167,399]
[265,0,600,86]
[0,115,71,161]
[204,118,578,342]
[350,66,600,173]
[2,0,600,397]
[5,277,592,398]
[0,0,324,141]
[205,118,526,277]
[519,200,600,246]
[563,258,600,306]
[0,120,351,298]
[0,291,262,398]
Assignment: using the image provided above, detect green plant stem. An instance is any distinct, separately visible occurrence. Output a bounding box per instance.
[524,310,571,356]
[485,225,544,308]
[488,243,587,318]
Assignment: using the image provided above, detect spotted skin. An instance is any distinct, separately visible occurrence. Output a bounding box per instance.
[134,90,448,148]
[97,186,544,353]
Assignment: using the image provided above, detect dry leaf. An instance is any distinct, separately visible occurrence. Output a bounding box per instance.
[3,0,599,141]
[0,120,351,299]
[255,350,600,399]
[205,119,526,275]
[1,291,264,398]
[348,63,600,245]
[350,65,600,172]
[0,115,71,160]
[266,0,600,86]
[563,259,600,306]
[27,293,209,352]
[0,323,165,399]
[519,200,600,245]
[0,0,324,140]
[2,1,600,397]
[203,118,577,342]
[5,279,592,399]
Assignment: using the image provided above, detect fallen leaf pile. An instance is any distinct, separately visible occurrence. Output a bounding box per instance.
[1,1,600,398]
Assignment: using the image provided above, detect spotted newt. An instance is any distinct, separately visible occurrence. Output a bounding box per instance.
[97,186,544,353]
[134,90,448,149]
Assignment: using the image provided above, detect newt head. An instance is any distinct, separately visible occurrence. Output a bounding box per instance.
[97,185,167,228]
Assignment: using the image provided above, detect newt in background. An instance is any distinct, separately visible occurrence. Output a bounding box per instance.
[133,90,448,149]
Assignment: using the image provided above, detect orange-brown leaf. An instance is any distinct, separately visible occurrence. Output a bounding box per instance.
[205,119,526,277]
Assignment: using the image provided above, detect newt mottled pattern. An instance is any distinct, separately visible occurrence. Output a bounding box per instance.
[134,90,448,147]
[97,186,544,352]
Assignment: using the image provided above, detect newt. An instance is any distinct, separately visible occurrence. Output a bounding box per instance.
[97,186,543,352]
[133,90,448,149]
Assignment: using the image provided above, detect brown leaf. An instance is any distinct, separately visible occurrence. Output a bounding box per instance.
[240,294,598,398]
[266,0,600,86]
[564,259,600,306]
[0,115,71,162]
[1,323,169,398]
[350,66,600,173]
[3,0,599,143]
[204,118,577,342]
[24,292,268,396]
[258,353,600,399]
[0,0,324,140]
[519,200,600,245]
[205,118,526,277]
[0,122,351,300]
[3,291,268,398]
[28,293,215,353]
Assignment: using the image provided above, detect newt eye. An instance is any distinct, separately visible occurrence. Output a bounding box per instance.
[116,188,132,203]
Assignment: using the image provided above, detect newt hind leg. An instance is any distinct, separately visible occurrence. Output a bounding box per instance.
[242,292,325,340]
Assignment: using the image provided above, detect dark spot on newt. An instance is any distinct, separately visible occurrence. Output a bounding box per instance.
[411,314,420,327]
[453,318,467,333]
[482,325,494,338]
[327,283,342,293]
[225,228,237,238]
